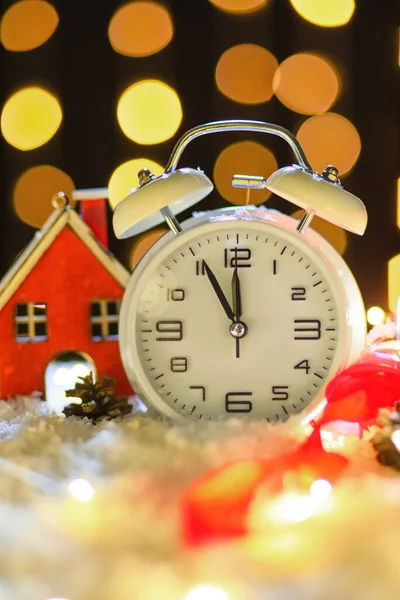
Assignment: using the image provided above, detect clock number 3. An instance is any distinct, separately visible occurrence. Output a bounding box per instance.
[156,321,183,341]
[294,319,321,340]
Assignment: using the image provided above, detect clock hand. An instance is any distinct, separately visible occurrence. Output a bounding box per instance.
[231,265,242,321]
[232,266,243,359]
[203,261,236,322]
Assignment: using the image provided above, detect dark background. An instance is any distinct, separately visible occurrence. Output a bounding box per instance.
[0,0,399,312]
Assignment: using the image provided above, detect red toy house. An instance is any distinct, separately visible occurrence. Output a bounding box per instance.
[0,197,132,407]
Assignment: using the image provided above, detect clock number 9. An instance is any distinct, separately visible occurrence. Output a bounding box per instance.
[225,392,253,413]
[156,321,183,341]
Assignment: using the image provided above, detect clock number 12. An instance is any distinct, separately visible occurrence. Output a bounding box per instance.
[224,247,252,268]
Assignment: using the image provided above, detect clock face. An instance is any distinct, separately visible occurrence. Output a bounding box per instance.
[120,214,352,421]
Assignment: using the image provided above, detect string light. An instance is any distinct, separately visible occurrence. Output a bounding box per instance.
[391,430,400,452]
[310,479,332,500]
[0,457,95,503]
[68,478,95,502]
[367,306,386,327]
[185,584,229,600]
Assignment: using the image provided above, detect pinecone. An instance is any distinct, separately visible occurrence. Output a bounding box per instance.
[62,371,132,421]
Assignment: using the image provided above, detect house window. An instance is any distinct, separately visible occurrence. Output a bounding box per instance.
[90,299,120,341]
[15,302,48,343]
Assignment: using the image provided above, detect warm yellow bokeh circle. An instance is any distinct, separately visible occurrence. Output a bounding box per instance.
[108,158,164,209]
[13,165,75,228]
[366,306,386,327]
[388,254,400,313]
[273,53,340,115]
[0,0,59,52]
[214,141,277,205]
[297,113,361,176]
[130,227,168,269]
[216,44,278,104]
[117,80,182,145]
[108,1,173,57]
[208,0,268,14]
[290,0,355,27]
[1,87,62,150]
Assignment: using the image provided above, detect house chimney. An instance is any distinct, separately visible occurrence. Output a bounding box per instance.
[73,188,109,249]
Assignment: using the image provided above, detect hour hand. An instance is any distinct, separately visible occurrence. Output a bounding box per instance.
[231,266,242,321]
[203,261,235,322]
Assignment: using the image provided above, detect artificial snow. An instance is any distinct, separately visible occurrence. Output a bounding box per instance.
[0,397,399,599]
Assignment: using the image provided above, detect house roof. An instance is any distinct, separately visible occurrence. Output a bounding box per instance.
[0,206,131,311]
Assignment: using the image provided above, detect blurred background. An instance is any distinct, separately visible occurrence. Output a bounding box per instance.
[0,0,398,326]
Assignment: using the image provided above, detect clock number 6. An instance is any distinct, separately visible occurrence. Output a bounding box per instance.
[225,392,253,413]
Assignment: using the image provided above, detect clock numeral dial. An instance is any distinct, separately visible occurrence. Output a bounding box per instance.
[272,386,289,401]
[170,357,188,372]
[189,386,206,401]
[291,287,306,301]
[167,288,185,301]
[225,392,253,413]
[156,320,183,341]
[224,247,252,268]
[294,359,311,374]
[294,319,321,341]
[195,260,206,276]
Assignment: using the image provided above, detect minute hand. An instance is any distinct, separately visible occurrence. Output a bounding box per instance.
[203,261,236,321]
[231,266,242,321]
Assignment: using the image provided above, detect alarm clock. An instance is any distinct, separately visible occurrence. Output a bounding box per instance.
[113,120,367,422]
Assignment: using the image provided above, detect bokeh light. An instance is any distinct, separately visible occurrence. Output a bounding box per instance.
[209,0,268,14]
[291,210,347,255]
[108,1,173,57]
[366,306,386,326]
[290,0,355,27]
[214,141,277,205]
[309,479,332,500]
[215,44,278,104]
[387,254,400,313]
[108,158,164,209]
[273,53,340,115]
[297,113,361,175]
[0,0,59,52]
[391,430,400,452]
[130,227,167,270]
[397,178,400,229]
[68,478,95,502]
[1,87,62,150]
[117,80,182,144]
[13,165,75,228]
[185,584,229,600]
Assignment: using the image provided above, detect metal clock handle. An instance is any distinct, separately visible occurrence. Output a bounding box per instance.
[164,120,313,174]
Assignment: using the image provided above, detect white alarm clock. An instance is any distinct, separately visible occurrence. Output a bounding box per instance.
[113,120,367,422]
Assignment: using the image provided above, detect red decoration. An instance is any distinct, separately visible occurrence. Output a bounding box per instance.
[181,350,400,547]
[0,203,132,399]
[316,361,400,430]
[181,429,348,546]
